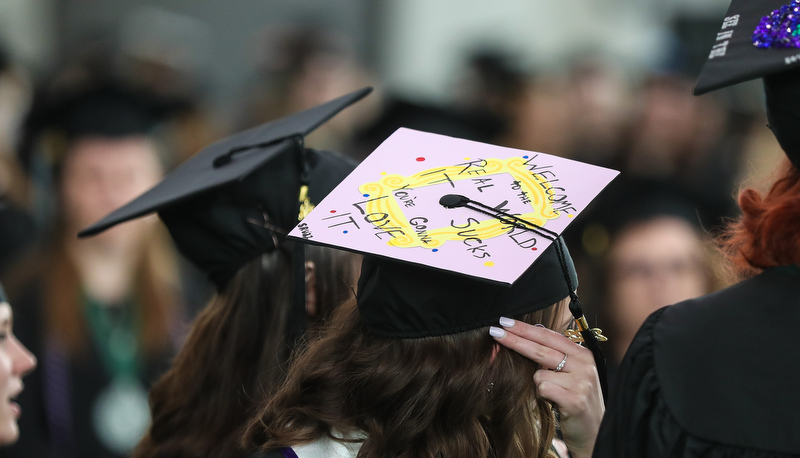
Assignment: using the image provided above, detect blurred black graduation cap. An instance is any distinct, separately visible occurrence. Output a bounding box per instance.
[79,87,372,290]
[0,282,7,304]
[18,81,174,173]
[54,86,167,140]
[694,0,800,166]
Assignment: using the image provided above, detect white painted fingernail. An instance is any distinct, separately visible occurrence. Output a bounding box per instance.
[489,326,506,338]
[499,317,515,327]
[534,324,546,328]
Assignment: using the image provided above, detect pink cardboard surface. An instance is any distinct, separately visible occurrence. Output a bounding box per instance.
[289,128,619,285]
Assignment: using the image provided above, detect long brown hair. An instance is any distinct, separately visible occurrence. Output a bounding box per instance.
[32,225,179,360]
[134,244,360,458]
[718,158,800,280]
[244,298,568,458]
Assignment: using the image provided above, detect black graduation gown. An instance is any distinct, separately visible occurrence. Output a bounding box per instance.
[593,266,800,457]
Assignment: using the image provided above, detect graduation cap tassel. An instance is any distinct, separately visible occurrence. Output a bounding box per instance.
[288,137,312,352]
[440,194,608,404]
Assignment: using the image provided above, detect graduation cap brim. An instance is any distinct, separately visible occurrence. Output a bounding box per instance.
[694,0,800,95]
[78,87,372,237]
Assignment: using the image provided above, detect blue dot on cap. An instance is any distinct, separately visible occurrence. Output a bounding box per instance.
[432,248,438,252]
[343,230,348,234]
[523,155,529,159]
[363,194,370,197]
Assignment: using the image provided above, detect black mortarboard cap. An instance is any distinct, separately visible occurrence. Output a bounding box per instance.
[694,0,800,95]
[356,240,577,338]
[764,66,800,166]
[45,82,168,140]
[17,81,177,174]
[694,0,800,166]
[79,87,371,288]
[0,282,7,304]
[286,128,618,337]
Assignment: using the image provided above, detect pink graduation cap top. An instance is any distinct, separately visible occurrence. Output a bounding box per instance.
[288,128,619,285]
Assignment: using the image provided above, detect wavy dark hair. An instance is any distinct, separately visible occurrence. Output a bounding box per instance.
[718,158,800,280]
[244,297,569,458]
[133,244,360,458]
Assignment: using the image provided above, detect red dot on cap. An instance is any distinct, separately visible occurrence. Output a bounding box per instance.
[531,247,538,251]
[330,210,337,213]
[416,157,425,162]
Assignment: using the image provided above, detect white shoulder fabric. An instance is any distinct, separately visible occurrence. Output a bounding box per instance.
[291,433,363,458]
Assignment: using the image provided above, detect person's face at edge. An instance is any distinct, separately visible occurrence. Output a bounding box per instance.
[0,303,36,445]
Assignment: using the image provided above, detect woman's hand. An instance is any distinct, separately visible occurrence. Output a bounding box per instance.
[489,319,604,458]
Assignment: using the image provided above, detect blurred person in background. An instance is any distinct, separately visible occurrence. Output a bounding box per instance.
[2,81,185,458]
[622,74,740,229]
[565,59,632,169]
[624,75,705,181]
[242,26,377,156]
[499,74,575,158]
[116,6,224,167]
[343,41,492,160]
[451,49,528,145]
[0,283,37,447]
[0,46,37,276]
[597,188,715,367]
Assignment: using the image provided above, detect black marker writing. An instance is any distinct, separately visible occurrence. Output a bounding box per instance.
[352,195,389,216]
[297,222,313,239]
[472,177,494,192]
[508,227,537,248]
[365,212,406,240]
[393,189,416,208]
[408,216,433,244]
[420,168,455,188]
[457,158,488,176]
[323,212,361,230]
[450,218,491,258]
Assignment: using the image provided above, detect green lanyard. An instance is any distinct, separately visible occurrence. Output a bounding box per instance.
[82,293,142,380]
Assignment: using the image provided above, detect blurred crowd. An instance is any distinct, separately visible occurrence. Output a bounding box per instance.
[0,15,788,458]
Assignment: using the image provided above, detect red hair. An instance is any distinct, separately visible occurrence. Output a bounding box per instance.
[719,158,800,279]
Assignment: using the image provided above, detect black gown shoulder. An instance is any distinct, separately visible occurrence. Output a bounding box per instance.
[594,266,800,458]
